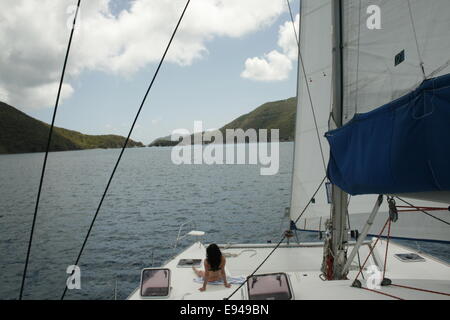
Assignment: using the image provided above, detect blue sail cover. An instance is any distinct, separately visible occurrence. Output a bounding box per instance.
[326,73,450,196]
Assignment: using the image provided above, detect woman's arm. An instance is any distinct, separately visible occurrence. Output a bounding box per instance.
[199,260,209,291]
[221,257,230,288]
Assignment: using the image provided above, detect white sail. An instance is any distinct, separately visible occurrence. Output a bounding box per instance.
[289,0,333,231]
[290,0,450,243]
[342,0,450,121]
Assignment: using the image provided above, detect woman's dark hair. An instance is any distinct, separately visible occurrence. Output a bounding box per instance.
[206,244,222,271]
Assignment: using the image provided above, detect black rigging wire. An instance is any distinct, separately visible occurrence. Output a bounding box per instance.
[60,0,191,300]
[18,0,82,300]
[395,197,450,226]
[286,0,299,47]
[226,176,327,300]
[406,0,426,79]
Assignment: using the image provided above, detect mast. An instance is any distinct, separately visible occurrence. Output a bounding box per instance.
[329,0,348,280]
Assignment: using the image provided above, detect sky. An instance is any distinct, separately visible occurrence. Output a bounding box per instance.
[0,0,300,144]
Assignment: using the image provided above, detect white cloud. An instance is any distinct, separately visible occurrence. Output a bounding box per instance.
[0,0,286,110]
[278,13,299,60]
[21,82,74,109]
[241,50,292,81]
[241,13,299,81]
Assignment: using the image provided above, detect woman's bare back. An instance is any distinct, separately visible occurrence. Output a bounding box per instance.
[193,256,226,282]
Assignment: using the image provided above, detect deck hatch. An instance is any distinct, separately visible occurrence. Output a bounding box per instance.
[394,253,426,262]
[140,268,171,298]
[177,259,202,268]
[247,273,293,300]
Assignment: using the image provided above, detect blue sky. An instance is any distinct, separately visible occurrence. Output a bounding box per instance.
[6,1,300,145]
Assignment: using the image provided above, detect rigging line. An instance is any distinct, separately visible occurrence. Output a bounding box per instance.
[390,284,450,297]
[226,176,327,300]
[360,287,403,300]
[60,0,191,300]
[428,59,450,79]
[286,0,299,47]
[357,248,364,280]
[406,0,426,79]
[395,197,450,226]
[286,0,327,174]
[353,217,390,282]
[18,0,82,300]
[382,218,392,280]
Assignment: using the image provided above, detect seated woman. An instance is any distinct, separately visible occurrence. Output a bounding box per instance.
[193,243,231,291]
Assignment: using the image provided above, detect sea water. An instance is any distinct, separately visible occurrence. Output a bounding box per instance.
[0,143,448,299]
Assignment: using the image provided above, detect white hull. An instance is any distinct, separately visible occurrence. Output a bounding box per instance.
[128,240,450,300]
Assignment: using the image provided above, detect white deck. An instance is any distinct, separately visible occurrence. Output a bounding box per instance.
[128,239,450,300]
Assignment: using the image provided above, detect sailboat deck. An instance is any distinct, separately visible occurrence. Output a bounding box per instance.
[128,239,449,300]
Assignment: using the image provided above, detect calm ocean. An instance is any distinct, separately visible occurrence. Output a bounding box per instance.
[0,142,448,299]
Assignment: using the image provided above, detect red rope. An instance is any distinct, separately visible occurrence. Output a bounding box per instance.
[360,287,404,300]
[354,217,390,281]
[391,284,450,297]
[326,255,334,280]
[386,202,450,297]
[352,201,449,300]
[396,206,448,212]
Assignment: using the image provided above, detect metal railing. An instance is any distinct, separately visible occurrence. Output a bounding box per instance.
[173,220,204,249]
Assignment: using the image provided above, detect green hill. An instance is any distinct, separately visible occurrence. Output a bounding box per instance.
[0,101,144,154]
[149,97,296,146]
[148,135,181,147]
[220,97,296,142]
